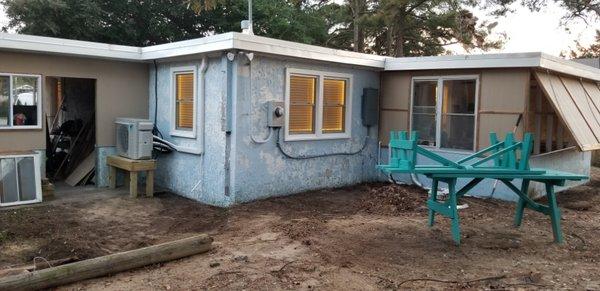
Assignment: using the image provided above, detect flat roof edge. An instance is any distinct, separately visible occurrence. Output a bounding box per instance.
[0,32,142,61]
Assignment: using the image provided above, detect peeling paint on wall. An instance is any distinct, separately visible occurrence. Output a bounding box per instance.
[149,55,231,207]
[230,55,380,203]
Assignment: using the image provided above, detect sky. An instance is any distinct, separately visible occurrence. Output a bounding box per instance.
[0,2,597,58]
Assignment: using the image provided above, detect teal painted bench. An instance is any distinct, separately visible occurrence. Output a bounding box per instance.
[376,131,588,245]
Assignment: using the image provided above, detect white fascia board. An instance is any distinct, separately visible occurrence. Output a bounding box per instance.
[384,52,543,71]
[0,32,142,61]
[539,53,600,82]
[230,32,387,68]
[384,52,600,82]
[140,32,235,60]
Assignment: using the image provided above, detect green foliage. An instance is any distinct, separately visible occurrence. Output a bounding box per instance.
[1,0,331,47]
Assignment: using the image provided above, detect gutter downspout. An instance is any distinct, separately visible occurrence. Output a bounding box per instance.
[156,56,208,155]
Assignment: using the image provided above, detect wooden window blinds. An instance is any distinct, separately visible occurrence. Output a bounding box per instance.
[322,79,346,133]
[289,75,317,134]
[175,73,194,130]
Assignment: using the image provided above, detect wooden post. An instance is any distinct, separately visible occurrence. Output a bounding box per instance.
[146,170,154,197]
[0,235,213,291]
[129,172,138,198]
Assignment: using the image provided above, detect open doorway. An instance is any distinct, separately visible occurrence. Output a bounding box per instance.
[45,77,96,186]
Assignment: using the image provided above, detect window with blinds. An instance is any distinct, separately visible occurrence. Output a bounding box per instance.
[289,75,317,134]
[286,69,352,140]
[322,79,346,133]
[175,73,194,130]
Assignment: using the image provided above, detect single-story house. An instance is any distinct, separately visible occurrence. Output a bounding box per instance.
[0,32,599,207]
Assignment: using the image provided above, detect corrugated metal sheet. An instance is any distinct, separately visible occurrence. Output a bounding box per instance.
[534,71,600,151]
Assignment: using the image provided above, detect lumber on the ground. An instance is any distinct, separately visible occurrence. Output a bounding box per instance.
[65,151,95,186]
[0,234,213,291]
[0,257,78,278]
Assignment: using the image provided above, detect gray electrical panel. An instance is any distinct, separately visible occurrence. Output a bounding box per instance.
[267,101,285,127]
[361,88,379,126]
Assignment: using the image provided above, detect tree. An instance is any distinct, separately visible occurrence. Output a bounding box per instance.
[1,0,331,46]
[339,0,503,56]
[567,30,600,58]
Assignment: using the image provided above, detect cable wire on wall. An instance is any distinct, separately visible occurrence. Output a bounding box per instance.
[275,127,370,159]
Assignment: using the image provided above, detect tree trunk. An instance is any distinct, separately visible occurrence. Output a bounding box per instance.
[394,27,405,57]
[0,235,213,291]
[351,0,365,52]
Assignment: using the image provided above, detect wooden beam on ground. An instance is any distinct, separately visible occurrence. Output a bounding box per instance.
[0,234,213,291]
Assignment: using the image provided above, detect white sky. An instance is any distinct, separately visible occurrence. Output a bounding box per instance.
[0,2,597,57]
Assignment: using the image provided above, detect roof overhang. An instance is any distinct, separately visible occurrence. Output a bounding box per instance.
[1,32,598,81]
[384,52,600,82]
[0,32,387,68]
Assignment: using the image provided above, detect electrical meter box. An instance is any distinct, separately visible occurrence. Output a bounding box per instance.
[267,101,285,127]
[361,88,379,126]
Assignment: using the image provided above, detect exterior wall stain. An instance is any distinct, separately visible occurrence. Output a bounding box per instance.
[149,56,231,207]
[230,55,380,203]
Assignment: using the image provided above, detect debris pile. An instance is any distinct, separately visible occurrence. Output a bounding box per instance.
[360,184,428,215]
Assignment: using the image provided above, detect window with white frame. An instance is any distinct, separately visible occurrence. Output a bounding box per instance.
[285,69,352,141]
[170,66,197,138]
[411,76,478,151]
[0,153,42,207]
[0,73,42,129]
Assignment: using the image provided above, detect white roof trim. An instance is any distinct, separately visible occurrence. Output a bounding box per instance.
[0,32,142,61]
[0,32,386,68]
[384,52,600,82]
[0,32,598,80]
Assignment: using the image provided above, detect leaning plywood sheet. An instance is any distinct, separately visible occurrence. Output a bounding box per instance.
[533,71,600,151]
[560,76,600,139]
[65,152,95,186]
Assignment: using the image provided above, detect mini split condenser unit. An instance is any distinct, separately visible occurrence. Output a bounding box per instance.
[115,118,153,160]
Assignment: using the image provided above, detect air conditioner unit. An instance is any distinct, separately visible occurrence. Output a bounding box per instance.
[115,118,153,160]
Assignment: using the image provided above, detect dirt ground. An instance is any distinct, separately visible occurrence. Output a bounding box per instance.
[1,170,600,290]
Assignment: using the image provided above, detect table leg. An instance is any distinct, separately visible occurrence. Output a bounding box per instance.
[146,170,154,197]
[447,179,461,245]
[130,172,138,198]
[428,178,438,227]
[545,182,563,243]
[109,166,117,189]
[514,179,530,227]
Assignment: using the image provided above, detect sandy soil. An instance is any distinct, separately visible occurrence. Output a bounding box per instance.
[1,170,600,290]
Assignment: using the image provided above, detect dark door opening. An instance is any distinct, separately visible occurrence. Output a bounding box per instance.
[46,77,96,186]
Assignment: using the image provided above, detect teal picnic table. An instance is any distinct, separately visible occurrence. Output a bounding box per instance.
[376,131,588,245]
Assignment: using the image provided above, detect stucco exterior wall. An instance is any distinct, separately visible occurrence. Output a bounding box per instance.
[379,68,530,148]
[0,51,149,152]
[149,56,231,207]
[230,55,380,203]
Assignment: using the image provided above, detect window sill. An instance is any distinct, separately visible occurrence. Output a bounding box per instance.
[285,133,351,142]
[170,130,196,139]
[0,125,42,131]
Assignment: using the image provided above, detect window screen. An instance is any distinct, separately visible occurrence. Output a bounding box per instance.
[411,77,477,151]
[289,75,317,134]
[0,156,38,205]
[12,76,39,126]
[322,79,346,133]
[412,80,437,146]
[440,79,476,150]
[175,73,194,130]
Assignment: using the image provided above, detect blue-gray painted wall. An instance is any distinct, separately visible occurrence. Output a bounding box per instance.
[149,56,231,207]
[230,55,380,203]
[149,53,380,206]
